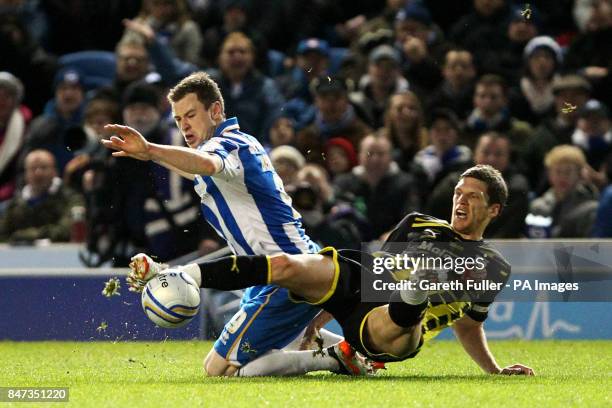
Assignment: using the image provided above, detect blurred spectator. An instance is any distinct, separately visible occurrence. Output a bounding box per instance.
[511,36,562,125]
[278,38,331,102]
[296,76,371,165]
[494,5,542,84]
[0,0,49,44]
[450,0,511,75]
[473,132,529,237]
[0,12,56,115]
[357,0,406,38]
[565,0,612,109]
[21,68,85,173]
[334,134,419,240]
[62,97,120,193]
[426,48,477,120]
[130,0,203,65]
[289,164,365,250]
[393,2,446,94]
[381,91,428,170]
[83,81,206,266]
[269,145,305,186]
[465,74,533,150]
[267,115,296,150]
[574,0,595,33]
[209,32,285,142]
[522,74,592,191]
[200,0,268,72]
[0,149,83,243]
[413,108,472,199]
[526,145,599,238]
[426,132,530,238]
[0,72,30,209]
[572,100,612,174]
[324,137,358,180]
[112,37,152,98]
[591,184,612,237]
[350,44,408,128]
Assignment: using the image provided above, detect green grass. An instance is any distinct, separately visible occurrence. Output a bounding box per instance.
[1,340,611,407]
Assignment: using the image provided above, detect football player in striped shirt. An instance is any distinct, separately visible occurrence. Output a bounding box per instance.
[103,72,376,376]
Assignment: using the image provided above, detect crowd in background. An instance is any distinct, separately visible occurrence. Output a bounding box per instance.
[0,0,611,266]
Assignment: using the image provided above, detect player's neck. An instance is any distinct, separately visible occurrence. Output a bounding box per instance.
[455,228,484,241]
[205,117,226,140]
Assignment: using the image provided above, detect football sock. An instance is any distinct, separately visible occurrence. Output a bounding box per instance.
[180,255,270,290]
[235,349,339,377]
[319,328,343,347]
[400,283,428,305]
[388,290,427,328]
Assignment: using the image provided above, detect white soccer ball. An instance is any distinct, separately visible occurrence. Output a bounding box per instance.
[141,269,201,328]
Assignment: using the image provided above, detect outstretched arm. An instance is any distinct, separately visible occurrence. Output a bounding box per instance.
[101,124,222,178]
[453,315,535,375]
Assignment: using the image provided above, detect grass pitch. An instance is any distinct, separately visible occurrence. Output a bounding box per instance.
[1,340,610,407]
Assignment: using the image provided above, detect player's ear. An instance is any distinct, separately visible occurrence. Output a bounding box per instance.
[488,203,501,219]
[211,101,223,122]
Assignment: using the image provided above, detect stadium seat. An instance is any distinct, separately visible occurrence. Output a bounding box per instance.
[58,50,116,91]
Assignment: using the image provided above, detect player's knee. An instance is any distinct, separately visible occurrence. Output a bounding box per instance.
[203,351,234,377]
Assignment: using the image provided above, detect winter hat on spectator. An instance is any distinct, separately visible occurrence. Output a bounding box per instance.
[578,99,610,119]
[310,76,350,96]
[524,36,563,65]
[325,137,358,168]
[122,81,160,109]
[0,71,24,103]
[53,68,83,90]
[396,3,432,26]
[297,38,330,57]
[369,44,401,65]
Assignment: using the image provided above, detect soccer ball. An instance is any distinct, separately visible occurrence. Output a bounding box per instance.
[141,270,201,328]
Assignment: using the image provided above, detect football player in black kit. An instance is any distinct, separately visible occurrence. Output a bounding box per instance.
[129,165,534,375]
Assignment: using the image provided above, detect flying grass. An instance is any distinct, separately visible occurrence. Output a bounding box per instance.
[1,340,610,407]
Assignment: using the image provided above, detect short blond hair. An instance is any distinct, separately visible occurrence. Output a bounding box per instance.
[544,145,587,169]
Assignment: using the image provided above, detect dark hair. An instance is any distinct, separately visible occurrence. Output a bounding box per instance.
[167,71,225,112]
[460,164,508,212]
[476,74,507,96]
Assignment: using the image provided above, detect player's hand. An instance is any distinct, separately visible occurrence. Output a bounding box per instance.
[102,124,152,161]
[499,363,535,376]
[127,253,167,293]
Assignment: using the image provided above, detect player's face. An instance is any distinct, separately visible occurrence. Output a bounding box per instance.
[172,93,222,148]
[451,177,498,239]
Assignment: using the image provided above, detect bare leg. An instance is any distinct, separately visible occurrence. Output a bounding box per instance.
[364,305,422,358]
[269,253,337,303]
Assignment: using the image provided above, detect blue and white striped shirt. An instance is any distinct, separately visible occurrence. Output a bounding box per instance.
[193,117,318,256]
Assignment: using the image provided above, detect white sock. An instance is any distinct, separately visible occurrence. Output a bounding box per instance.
[179,263,202,286]
[318,329,343,347]
[401,286,428,305]
[235,349,339,377]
